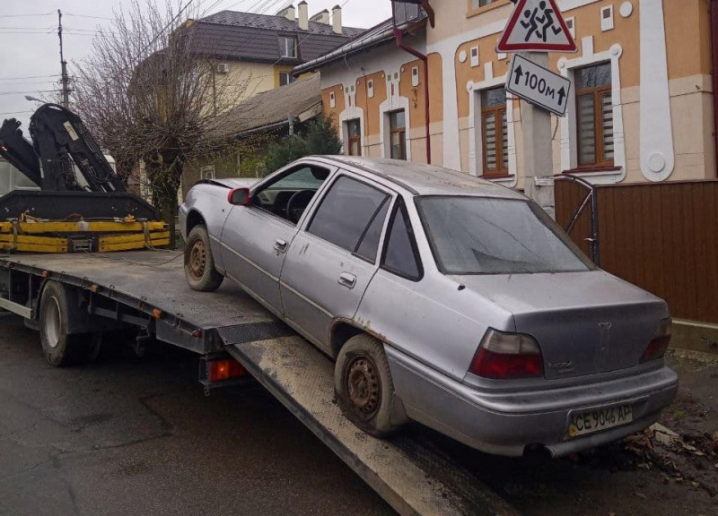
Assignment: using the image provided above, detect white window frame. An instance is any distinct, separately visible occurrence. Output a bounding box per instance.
[279,36,297,58]
[466,62,517,187]
[557,40,626,184]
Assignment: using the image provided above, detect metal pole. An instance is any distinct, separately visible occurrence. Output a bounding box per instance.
[519,51,555,219]
[58,9,70,109]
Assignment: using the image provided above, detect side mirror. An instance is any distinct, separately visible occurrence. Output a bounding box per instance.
[228,187,251,206]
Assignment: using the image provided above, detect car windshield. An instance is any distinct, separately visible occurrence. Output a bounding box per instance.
[416,196,594,275]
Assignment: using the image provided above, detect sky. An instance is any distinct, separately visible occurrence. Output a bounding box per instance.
[0,0,391,132]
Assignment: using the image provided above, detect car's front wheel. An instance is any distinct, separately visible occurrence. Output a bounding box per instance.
[334,334,401,437]
[185,224,223,292]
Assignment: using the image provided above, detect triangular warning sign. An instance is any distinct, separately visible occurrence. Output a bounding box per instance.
[496,0,577,53]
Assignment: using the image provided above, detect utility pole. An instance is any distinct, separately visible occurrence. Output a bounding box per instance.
[519,52,555,219]
[58,9,71,108]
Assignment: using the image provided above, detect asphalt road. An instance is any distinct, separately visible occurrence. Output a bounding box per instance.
[0,314,393,516]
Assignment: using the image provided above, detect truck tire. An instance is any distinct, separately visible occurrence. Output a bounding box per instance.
[39,281,97,367]
[334,334,401,438]
[184,224,223,292]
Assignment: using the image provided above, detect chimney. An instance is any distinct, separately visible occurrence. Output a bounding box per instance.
[298,1,308,30]
[278,4,295,21]
[332,5,342,34]
[310,9,330,24]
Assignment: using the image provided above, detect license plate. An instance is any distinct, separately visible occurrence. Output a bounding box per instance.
[568,404,633,438]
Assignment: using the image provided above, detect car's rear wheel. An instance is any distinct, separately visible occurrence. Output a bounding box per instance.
[185,224,223,292]
[334,334,400,437]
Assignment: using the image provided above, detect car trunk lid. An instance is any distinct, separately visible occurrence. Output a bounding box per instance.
[451,271,668,380]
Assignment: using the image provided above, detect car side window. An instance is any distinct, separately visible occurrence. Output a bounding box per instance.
[355,199,390,262]
[382,200,422,280]
[308,176,389,257]
[252,166,330,224]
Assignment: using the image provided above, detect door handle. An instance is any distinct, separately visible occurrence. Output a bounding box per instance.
[338,272,356,289]
[274,239,288,253]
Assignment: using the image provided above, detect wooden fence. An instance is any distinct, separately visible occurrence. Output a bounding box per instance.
[556,179,718,324]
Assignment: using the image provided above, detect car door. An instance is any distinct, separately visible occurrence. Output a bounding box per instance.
[279,173,394,353]
[220,163,334,313]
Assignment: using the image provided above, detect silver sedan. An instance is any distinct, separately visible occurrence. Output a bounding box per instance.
[179,156,678,457]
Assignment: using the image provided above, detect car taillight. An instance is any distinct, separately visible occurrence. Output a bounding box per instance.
[640,318,672,363]
[470,329,543,379]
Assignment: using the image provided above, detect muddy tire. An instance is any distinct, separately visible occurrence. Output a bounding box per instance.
[184,224,223,292]
[334,334,400,437]
[39,281,99,367]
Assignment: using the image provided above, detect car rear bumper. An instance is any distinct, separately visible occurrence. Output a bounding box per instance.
[385,346,679,457]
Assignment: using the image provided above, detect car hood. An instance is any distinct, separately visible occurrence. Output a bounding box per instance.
[200,178,258,189]
[449,271,668,379]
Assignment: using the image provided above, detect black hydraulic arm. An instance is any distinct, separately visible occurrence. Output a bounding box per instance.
[29,104,126,193]
[0,118,42,187]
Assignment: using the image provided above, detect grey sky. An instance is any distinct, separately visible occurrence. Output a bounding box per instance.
[0,0,390,132]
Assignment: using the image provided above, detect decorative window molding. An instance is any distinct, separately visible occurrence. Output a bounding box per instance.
[558,41,626,184]
[470,46,480,67]
[412,66,420,87]
[466,61,517,187]
[367,79,374,98]
[565,17,576,38]
[329,91,336,109]
[379,70,411,161]
[601,5,614,31]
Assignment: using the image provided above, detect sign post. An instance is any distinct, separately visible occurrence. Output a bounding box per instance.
[497,0,576,219]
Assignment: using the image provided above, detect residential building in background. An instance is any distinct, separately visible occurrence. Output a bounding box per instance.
[184,2,363,113]
[297,0,717,187]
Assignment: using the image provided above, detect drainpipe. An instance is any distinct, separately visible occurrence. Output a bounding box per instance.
[391,1,431,164]
[711,0,718,176]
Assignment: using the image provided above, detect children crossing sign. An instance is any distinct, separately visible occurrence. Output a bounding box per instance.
[497,0,577,53]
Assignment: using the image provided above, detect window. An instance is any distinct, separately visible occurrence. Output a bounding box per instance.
[481,87,508,176]
[472,0,500,7]
[382,200,421,280]
[279,36,297,58]
[309,176,389,259]
[252,166,330,224]
[388,110,407,160]
[279,72,296,86]
[417,197,594,275]
[346,119,361,156]
[575,63,613,168]
[200,165,216,180]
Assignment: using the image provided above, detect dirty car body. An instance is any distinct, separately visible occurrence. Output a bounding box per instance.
[179,157,678,457]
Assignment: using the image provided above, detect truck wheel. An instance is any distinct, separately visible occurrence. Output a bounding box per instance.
[185,225,223,292]
[334,334,400,438]
[39,281,96,367]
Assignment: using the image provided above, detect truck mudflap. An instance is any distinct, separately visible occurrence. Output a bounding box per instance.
[222,332,518,516]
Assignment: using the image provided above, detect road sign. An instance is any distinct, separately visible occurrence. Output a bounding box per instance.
[497,0,577,53]
[506,54,571,116]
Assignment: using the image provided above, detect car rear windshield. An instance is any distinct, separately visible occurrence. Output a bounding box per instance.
[416,196,594,275]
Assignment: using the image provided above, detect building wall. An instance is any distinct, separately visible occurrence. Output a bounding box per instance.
[212,60,285,112]
[317,0,715,186]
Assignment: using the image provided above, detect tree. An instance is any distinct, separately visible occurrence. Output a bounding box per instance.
[265,115,343,173]
[73,0,238,244]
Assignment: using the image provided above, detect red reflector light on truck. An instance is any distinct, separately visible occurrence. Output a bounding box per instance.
[470,329,544,379]
[208,359,246,382]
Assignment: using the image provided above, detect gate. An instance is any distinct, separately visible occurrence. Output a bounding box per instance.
[554,174,600,266]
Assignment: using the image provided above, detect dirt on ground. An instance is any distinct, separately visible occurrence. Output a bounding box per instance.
[420,348,718,516]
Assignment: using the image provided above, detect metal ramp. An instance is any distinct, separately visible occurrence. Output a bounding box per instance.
[222,332,519,516]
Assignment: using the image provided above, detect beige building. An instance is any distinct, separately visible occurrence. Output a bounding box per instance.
[296,0,717,187]
[184,2,364,113]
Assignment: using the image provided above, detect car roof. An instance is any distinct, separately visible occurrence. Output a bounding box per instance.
[318,156,527,200]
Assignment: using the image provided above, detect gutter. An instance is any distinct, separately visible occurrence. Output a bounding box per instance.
[712,0,718,176]
[293,18,425,75]
[391,2,432,164]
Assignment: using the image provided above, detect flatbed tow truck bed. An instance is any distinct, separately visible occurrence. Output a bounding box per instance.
[0,250,517,516]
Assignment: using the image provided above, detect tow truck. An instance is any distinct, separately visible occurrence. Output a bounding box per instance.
[0,103,168,253]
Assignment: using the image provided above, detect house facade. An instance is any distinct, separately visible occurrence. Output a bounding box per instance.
[296,0,717,187]
[185,2,364,113]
